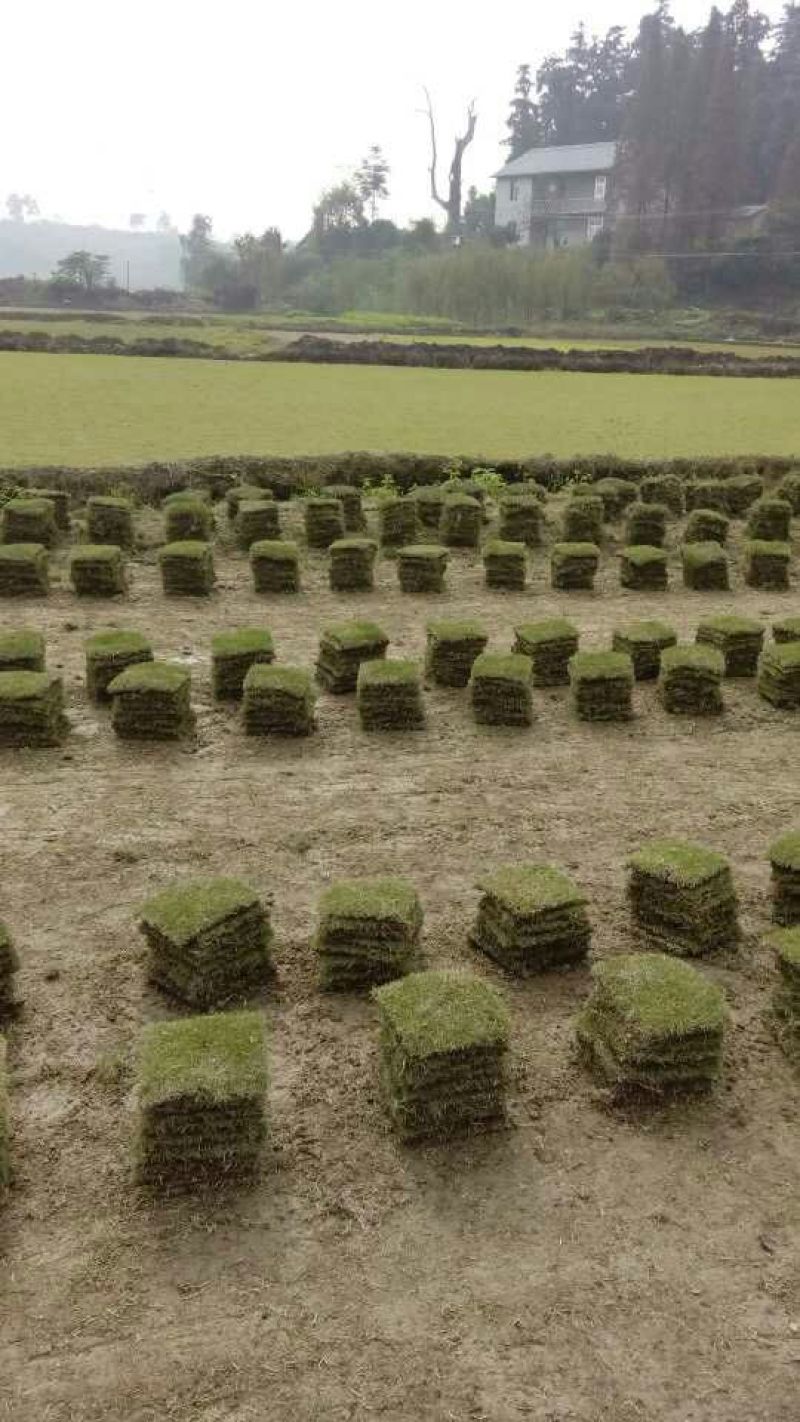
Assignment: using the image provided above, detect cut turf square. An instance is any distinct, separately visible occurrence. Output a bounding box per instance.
[69,544,127,596]
[425,619,488,687]
[0,545,49,597]
[85,629,153,701]
[211,628,275,700]
[325,484,366,532]
[686,479,731,514]
[746,497,792,542]
[397,544,449,593]
[328,538,378,592]
[620,544,668,591]
[470,652,533,726]
[757,642,800,708]
[470,864,591,975]
[681,542,729,591]
[357,659,425,730]
[140,877,273,1007]
[563,495,603,544]
[768,832,800,925]
[159,541,215,596]
[773,614,800,644]
[226,483,268,521]
[86,496,134,549]
[593,477,638,519]
[410,485,448,530]
[0,629,45,673]
[316,620,388,693]
[725,472,763,515]
[640,473,684,515]
[744,540,791,591]
[695,614,764,677]
[378,497,418,549]
[684,508,729,545]
[765,927,800,1059]
[624,503,668,548]
[108,662,194,739]
[243,664,316,735]
[483,539,527,591]
[439,493,481,548]
[627,839,738,956]
[659,644,724,714]
[569,651,633,722]
[0,670,66,745]
[235,499,280,549]
[611,620,677,681]
[777,471,800,515]
[250,540,301,593]
[316,877,423,990]
[0,920,20,1015]
[551,542,599,591]
[26,487,70,531]
[498,496,542,546]
[513,618,579,687]
[304,497,345,549]
[165,495,213,543]
[1,497,57,548]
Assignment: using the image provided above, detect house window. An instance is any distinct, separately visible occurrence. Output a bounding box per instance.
[509,180,519,202]
[594,175,607,202]
[587,215,605,241]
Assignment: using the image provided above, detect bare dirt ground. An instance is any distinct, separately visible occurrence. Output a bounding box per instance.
[1,499,799,1422]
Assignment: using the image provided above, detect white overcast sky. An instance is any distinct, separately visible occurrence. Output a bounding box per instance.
[1,0,787,241]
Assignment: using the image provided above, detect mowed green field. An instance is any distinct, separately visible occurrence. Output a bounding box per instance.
[0,350,798,466]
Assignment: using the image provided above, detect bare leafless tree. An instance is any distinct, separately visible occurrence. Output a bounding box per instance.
[422,89,478,234]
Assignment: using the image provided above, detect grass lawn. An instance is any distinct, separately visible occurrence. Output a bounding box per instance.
[1,350,798,467]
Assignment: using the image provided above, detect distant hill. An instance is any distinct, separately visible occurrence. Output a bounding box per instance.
[0,220,182,289]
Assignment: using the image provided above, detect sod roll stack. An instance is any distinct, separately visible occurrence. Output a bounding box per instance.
[165,495,213,543]
[108,663,194,739]
[513,618,579,686]
[243,665,315,735]
[498,496,542,546]
[397,544,448,593]
[378,497,418,549]
[563,495,603,544]
[0,545,49,597]
[625,503,668,549]
[357,659,424,730]
[483,539,526,591]
[235,499,280,549]
[316,877,422,990]
[612,620,677,681]
[551,543,599,591]
[425,619,488,687]
[439,494,481,549]
[470,652,533,726]
[212,628,274,699]
[27,487,70,531]
[681,542,729,591]
[0,671,65,746]
[140,878,273,1007]
[135,1010,267,1189]
[328,537,377,592]
[695,614,764,676]
[325,484,366,532]
[744,540,791,591]
[0,921,20,1016]
[726,472,763,515]
[773,615,800,644]
[684,508,729,546]
[86,496,134,549]
[593,477,638,519]
[226,483,267,521]
[159,541,215,595]
[410,485,447,530]
[569,651,633,722]
[768,831,800,925]
[2,497,57,548]
[317,620,388,693]
[686,479,730,514]
[757,642,800,708]
[620,545,668,591]
[375,969,509,1141]
[767,928,800,1059]
[85,629,153,701]
[640,472,684,515]
[576,953,725,1094]
[471,864,591,975]
[747,497,792,542]
[304,497,345,549]
[627,839,738,956]
[778,471,800,515]
[69,545,127,596]
[250,540,300,593]
[0,629,45,673]
[659,644,724,714]
[0,1039,8,1190]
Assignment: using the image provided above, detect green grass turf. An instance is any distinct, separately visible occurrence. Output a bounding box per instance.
[628,839,729,887]
[374,970,510,1059]
[769,832,800,872]
[211,628,274,659]
[319,878,420,926]
[137,1010,267,1107]
[358,658,419,687]
[591,953,726,1037]
[321,620,387,650]
[478,864,586,913]
[140,877,260,945]
[766,927,800,969]
[3,354,800,465]
[514,617,577,645]
[108,662,189,694]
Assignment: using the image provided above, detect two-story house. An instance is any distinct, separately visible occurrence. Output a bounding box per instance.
[494,141,617,249]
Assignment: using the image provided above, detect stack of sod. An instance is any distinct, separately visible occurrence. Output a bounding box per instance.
[768,832,800,925]
[611,620,677,681]
[569,651,633,722]
[594,477,638,519]
[744,540,791,590]
[425,619,488,688]
[757,642,800,707]
[505,479,547,503]
[0,629,45,672]
[767,927,800,1058]
[624,503,668,548]
[684,508,729,545]
[0,670,65,745]
[165,495,213,543]
[410,485,447,531]
[696,613,764,676]
[513,618,579,687]
[27,487,70,531]
[304,497,345,549]
[445,478,489,514]
[243,665,315,735]
[159,541,215,595]
[562,495,603,544]
[439,493,481,548]
[777,470,800,515]
[469,652,533,726]
[726,472,763,515]
[357,659,424,730]
[397,544,448,592]
[0,1038,8,1190]
[773,614,800,644]
[620,545,668,591]
[0,921,20,1016]
[747,496,792,542]
[551,542,600,591]
[316,620,388,693]
[0,545,49,597]
[659,644,724,714]
[576,953,725,1093]
[375,969,510,1141]
[140,878,273,1007]
[86,496,134,548]
[211,628,274,700]
[497,496,542,546]
[250,540,300,592]
[328,537,377,592]
[69,545,126,596]
[85,629,153,701]
[626,839,738,955]
[470,864,591,975]
[108,663,194,739]
[686,479,731,514]
[640,472,684,515]
[226,483,267,521]
[316,877,422,990]
[135,1010,267,1189]
[235,500,280,549]
[483,539,526,591]
[378,497,419,550]
[681,541,729,590]
[163,487,212,507]
[325,483,366,531]
[2,497,57,548]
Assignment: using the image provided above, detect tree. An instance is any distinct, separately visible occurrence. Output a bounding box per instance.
[423,91,478,233]
[129,213,146,229]
[504,64,541,157]
[355,146,390,221]
[6,193,39,222]
[52,251,110,292]
[180,214,214,289]
[311,183,366,255]
[463,187,497,239]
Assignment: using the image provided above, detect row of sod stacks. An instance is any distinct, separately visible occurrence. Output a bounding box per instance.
[0,921,19,1016]
[69,545,126,596]
[470,865,591,975]
[2,498,57,547]
[109,663,194,738]
[440,494,481,548]
[398,544,448,592]
[757,642,800,707]
[774,615,800,644]
[569,651,633,721]
[747,497,792,542]
[0,671,65,745]
[612,621,676,680]
[640,472,684,515]
[620,545,668,591]
[325,484,365,532]
[211,628,274,699]
[378,498,418,549]
[681,542,728,590]
[744,541,791,590]
[135,1011,268,1188]
[470,653,533,726]
[0,1039,7,1189]
[165,495,213,543]
[484,540,526,590]
[563,495,603,544]
[243,665,315,735]
[316,878,422,990]
[375,970,510,1141]
[425,620,487,687]
[140,878,273,1008]
[779,471,800,514]
[696,614,764,676]
[250,541,300,592]
[0,545,49,596]
[627,840,738,956]
[329,538,377,591]
[159,541,215,595]
[235,500,280,550]
[551,543,599,591]
[726,472,763,514]
[357,659,424,729]
[86,496,134,549]
[85,630,153,700]
[0,629,45,672]
[685,508,729,545]
[28,487,70,531]
[317,621,388,693]
[593,477,638,519]
[768,928,800,1059]
[659,644,724,714]
[513,618,578,686]
[686,479,730,514]
[768,832,800,925]
[226,484,268,521]
[625,503,668,548]
[576,954,725,1093]
[498,496,542,546]
[304,498,345,549]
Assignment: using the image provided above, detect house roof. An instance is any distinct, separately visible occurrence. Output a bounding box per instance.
[495,141,618,180]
